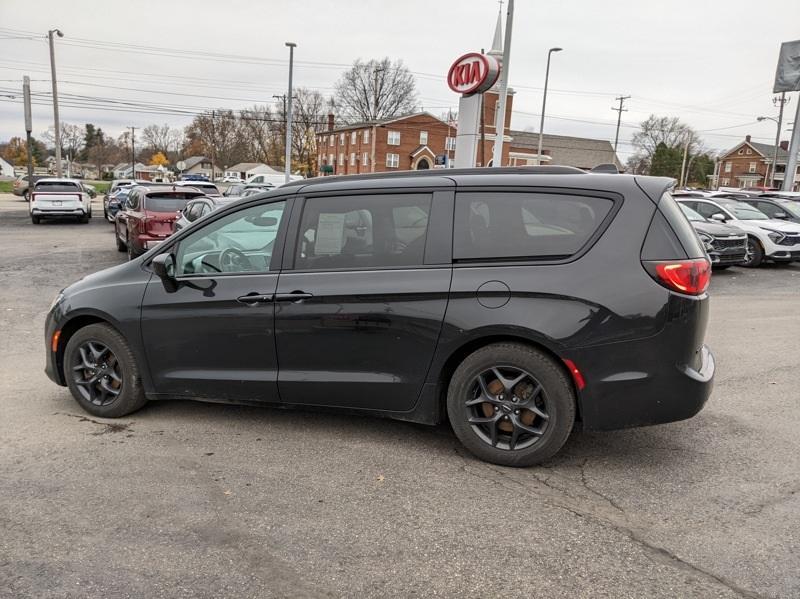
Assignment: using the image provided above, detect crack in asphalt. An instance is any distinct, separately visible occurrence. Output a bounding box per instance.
[453,453,766,599]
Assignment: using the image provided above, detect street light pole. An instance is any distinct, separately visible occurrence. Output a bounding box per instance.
[536,47,562,165]
[758,114,781,189]
[284,42,296,184]
[47,29,64,177]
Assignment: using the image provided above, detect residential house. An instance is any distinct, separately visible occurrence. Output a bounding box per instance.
[716,135,798,190]
[505,131,622,170]
[179,156,220,180]
[111,162,166,181]
[0,156,14,177]
[225,163,282,180]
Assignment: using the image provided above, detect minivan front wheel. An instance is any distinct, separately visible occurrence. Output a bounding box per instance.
[64,323,146,418]
[447,343,575,467]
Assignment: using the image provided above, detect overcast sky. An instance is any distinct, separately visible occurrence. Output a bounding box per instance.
[0,0,798,159]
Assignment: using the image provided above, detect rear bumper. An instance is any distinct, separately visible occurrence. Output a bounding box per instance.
[575,344,714,431]
[31,207,86,216]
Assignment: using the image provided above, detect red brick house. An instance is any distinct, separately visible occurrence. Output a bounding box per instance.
[717,135,798,190]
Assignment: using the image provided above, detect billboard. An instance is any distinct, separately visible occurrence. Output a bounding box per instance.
[774,40,800,93]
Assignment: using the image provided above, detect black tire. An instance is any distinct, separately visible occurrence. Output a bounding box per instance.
[63,323,147,418]
[23,189,30,201]
[115,231,126,252]
[30,215,40,224]
[447,343,575,467]
[79,213,90,224]
[126,237,137,260]
[742,237,764,268]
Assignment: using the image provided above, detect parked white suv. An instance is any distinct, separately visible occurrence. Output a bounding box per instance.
[29,178,92,224]
[246,173,303,187]
[677,197,800,267]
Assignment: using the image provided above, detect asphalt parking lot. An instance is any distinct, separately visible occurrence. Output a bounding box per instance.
[0,192,798,599]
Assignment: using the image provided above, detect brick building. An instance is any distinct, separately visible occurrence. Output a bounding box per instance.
[314,8,621,176]
[716,135,798,190]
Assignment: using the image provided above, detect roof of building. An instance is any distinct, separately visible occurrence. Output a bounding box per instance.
[227,162,276,172]
[182,156,210,170]
[722,140,789,162]
[509,130,622,169]
[326,111,448,134]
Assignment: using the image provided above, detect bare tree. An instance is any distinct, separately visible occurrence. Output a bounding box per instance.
[184,110,249,169]
[239,104,281,166]
[631,115,698,161]
[42,122,84,160]
[334,58,418,122]
[141,123,183,159]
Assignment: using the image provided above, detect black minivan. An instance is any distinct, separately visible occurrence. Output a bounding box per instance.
[44,167,714,466]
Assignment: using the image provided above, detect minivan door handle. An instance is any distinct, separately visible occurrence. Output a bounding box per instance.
[274,291,313,302]
[236,293,274,305]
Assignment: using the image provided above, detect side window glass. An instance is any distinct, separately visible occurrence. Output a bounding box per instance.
[694,203,717,218]
[185,202,201,221]
[295,194,432,270]
[756,202,777,217]
[175,201,287,276]
[453,192,614,261]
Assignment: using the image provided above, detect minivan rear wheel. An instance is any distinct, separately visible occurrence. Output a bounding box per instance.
[447,343,575,467]
[64,323,146,418]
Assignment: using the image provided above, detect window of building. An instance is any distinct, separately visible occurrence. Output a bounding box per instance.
[748,162,757,173]
[295,194,431,271]
[328,153,334,166]
[387,131,400,145]
[721,178,730,186]
[724,161,732,173]
[362,152,369,166]
[351,131,357,144]
[419,131,428,145]
[746,148,752,154]
[338,153,344,166]
[445,137,456,151]
[328,135,333,147]
[386,153,399,168]
[350,152,356,166]
[737,149,744,155]
[339,133,345,146]
[363,129,370,144]
[453,192,615,261]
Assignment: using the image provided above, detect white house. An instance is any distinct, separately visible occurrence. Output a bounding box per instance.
[225,162,281,180]
[0,156,15,177]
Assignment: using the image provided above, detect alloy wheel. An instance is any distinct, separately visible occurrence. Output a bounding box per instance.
[71,340,123,406]
[465,366,550,451]
[743,240,754,266]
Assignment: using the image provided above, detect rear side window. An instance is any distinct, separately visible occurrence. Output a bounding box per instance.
[296,194,431,270]
[453,192,614,261]
[34,181,81,192]
[658,193,705,258]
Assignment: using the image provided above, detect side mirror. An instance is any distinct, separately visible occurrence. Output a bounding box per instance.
[151,253,175,281]
[710,213,726,222]
[774,211,788,219]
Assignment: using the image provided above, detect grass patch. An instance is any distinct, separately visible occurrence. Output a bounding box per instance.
[0,181,13,193]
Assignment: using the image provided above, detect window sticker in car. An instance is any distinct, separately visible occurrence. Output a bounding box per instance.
[315,213,346,255]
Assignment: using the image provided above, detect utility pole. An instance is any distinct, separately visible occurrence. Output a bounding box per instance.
[48,29,64,177]
[209,110,216,181]
[371,66,383,173]
[129,126,136,180]
[491,0,513,167]
[284,42,296,185]
[782,97,800,192]
[771,93,788,188]
[611,95,630,159]
[679,132,692,188]
[273,94,287,171]
[23,76,34,185]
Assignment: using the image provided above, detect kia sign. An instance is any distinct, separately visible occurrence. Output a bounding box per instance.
[447,53,500,96]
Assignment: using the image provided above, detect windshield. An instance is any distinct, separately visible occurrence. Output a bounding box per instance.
[775,199,800,218]
[717,200,768,220]
[144,194,201,212]
[34,181,81,192]
[679,204,706,222]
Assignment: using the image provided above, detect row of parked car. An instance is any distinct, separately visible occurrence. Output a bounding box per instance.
[102,178,277,258]
[672,190,800,268]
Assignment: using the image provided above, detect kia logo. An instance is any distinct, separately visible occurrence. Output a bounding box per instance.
[447,52,500,96]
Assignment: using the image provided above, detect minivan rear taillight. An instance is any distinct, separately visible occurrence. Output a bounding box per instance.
[643,259,711,295]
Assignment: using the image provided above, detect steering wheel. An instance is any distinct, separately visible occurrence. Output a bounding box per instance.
[219,247,253,272]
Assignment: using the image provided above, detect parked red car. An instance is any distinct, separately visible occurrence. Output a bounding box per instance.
[115,185,205,259]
